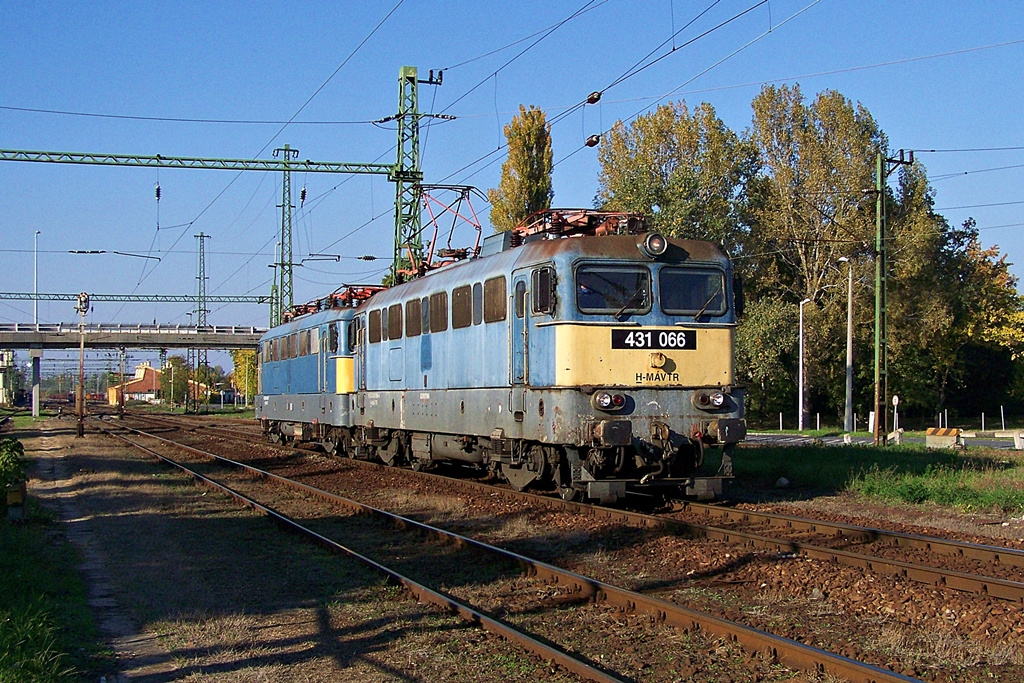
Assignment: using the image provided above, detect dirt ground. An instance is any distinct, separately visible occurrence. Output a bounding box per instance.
[18,418,588,682]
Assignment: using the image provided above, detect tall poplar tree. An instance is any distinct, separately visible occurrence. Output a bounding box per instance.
[488,105,553,232]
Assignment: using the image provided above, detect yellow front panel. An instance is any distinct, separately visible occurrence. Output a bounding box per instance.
[554,325,734,387]
[335,356,355,394]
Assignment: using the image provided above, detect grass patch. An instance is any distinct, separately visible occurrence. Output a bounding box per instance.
[848,463,1024,512]
[0,509,113,681]
[733,442,1024,513]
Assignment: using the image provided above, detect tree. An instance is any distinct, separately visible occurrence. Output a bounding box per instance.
[161,355,188,406]
[230,349,257,406]
[735,297,798,420]
[596,101,757,253]
[487,105,553,232]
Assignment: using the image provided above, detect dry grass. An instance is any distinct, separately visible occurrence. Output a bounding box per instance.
[875,621,1023,668]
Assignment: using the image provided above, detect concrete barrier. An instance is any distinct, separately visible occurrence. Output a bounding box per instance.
[925,427,961,449]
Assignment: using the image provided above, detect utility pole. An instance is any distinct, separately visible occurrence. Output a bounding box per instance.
[274,145,298,316]
[74,292,89,437]
[390,67,443,284]
[187,232,210,414]
[872,149,913,446]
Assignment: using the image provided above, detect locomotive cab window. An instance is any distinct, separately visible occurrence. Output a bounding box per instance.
[660,267,726,317]
[532,266,556,314]
[328,323,339,353]
[575,265,651,315]
[514,280,527,318]
[348,316,363,352]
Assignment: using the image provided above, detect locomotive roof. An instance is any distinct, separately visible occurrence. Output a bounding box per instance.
[359,232,729,308]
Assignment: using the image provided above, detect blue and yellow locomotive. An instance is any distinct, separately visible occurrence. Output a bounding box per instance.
[257,210,745,503]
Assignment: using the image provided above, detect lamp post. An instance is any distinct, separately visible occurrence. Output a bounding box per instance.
[838,257,854,433]
[798,297,812,432]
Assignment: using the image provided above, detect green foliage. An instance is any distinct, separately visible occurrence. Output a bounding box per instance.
[596,101,757,252]
[487,105,553,232]
[0,439,25,490]
[0,600,75,682]
[229,349,257,399]
[849,464,1024,512]
[160,355,188,405]
[735,297,797,419]
[734,442,1024,513]
[1,521,110,680]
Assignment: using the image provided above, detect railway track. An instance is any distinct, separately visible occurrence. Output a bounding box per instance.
[134,411,1024,604]
[100,414,923,683]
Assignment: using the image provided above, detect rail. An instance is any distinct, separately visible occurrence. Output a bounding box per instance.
[104,417,921,683]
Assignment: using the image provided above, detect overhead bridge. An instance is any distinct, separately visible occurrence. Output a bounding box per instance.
[0,323,267,350]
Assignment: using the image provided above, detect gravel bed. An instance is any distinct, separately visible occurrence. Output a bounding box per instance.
[146,419,1024,682]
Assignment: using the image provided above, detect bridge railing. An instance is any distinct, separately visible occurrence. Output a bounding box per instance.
[0,323,268,335]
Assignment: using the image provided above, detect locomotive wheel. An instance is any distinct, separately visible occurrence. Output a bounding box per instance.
[502,445,548,492]
[322,437,339,457]
[380,436,403,466]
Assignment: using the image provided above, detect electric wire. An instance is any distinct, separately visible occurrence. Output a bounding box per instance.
[0,104,378,125]
[108,0,407,322]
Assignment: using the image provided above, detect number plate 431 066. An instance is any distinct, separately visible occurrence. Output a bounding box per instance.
[611,329,696,350]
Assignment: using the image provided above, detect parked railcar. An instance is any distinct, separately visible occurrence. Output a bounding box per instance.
[257,210,745,503]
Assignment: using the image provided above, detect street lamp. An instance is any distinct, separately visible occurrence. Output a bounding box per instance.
[798,298,812,432]
[838,257,854,433]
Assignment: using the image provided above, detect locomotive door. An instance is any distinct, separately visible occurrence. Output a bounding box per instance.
[511,274,528,384]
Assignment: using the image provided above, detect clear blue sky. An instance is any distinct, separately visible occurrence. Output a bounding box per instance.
[1,1,1022,372]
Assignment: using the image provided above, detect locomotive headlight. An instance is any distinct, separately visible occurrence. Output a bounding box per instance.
[593,391,626,412]
[638,232,669,259]
[693,391,727,411]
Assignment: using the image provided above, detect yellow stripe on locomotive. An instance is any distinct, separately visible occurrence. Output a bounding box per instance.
[553,324,734,387]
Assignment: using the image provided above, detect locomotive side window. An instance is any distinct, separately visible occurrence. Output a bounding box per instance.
[310,327,319,353]
[290,333,299,358]
[299,330,308,356]
[515,280,526,318]
[328,323,339,353]
[484,276,507,322]
[406,299,421,337]
[660,267,726,317]
[369,309,382,344]
[421,296,430,335]
[381,307,389,341]
[532,266,556,314]
[348,316,362,352]
[575,265,650,315]
[472,282,483,325]
[429,292,448,332]
[452,285,472,329]
[388,303,403,340]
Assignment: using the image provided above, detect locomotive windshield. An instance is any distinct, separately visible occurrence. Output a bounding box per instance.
[576,265,651,314]
[660,267,726,317]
